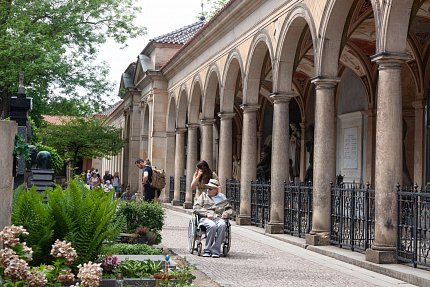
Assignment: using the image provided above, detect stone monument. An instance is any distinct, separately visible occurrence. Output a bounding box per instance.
[0,120,18,231]
[30,151,55,192]
[10,72,32,188]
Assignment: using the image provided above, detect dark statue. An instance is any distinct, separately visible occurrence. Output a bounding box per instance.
[256,136,271,181]
[304,125,314,183]
[26,145,38,170]
[36,151,53,169]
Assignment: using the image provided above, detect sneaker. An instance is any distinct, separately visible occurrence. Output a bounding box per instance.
[211,254,220,258]
[203,252,211,257]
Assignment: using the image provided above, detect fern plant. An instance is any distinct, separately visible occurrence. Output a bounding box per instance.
[47,180,125,265]
[11,180,124,266]
[11,186,54,265]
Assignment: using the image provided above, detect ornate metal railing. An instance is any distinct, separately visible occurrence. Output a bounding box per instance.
[330,182,375,253]
[397,185,430,268]
[169,176,174,202]
[284,181,313,238]
[225,179,240,216]
[250,180,271,227]
[179,176,186,204]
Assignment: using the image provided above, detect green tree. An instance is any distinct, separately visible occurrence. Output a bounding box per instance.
[0,0,146,123]
[199,0,228,19]
[41,117,124,169]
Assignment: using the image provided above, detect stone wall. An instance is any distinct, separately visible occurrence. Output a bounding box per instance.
[0,120,17,231]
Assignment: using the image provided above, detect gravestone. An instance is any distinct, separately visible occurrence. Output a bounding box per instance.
[30,151,55,192]
[0,120,18,232]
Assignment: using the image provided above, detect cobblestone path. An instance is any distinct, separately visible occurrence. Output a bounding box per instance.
[161,208,415,287]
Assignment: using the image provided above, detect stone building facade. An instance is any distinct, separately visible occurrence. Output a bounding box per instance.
[100,0,430,264]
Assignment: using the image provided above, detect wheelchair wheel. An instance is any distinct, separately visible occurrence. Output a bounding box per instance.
[222,244,229,257]
[187,219,196,254]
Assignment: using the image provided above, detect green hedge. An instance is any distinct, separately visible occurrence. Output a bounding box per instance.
[114,201,165,233]
[100,243,162,255]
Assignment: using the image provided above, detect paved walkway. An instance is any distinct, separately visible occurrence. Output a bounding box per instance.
[160,207,421,287]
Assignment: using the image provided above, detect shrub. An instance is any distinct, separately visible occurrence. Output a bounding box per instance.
[100,243,162,256]
[11,186,54,265]
[114,201,164,233]
[11,179,125,266]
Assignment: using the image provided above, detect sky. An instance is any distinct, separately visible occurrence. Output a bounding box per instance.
[97,0,203,105]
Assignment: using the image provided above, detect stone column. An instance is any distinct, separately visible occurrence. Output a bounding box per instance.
[365,108,376,186]
[218,113,235,188]
[266,94,293,234]
[412,100,424,188]
[366,54,406,264]
[200,119,215,168]
[163,131,176,202]
[306,78,339,246]
[184,123,199,209]
[299,121,306,181]
[172,128,186,206]
[0,120,17,231]
[236,105,259,225]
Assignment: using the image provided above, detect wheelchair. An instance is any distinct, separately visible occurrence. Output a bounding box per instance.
[187,212,231,257]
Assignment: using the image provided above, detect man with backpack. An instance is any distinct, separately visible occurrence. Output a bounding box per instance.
[135,158,154,202]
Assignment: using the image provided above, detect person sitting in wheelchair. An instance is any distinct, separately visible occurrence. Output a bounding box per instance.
[193,178,234,258]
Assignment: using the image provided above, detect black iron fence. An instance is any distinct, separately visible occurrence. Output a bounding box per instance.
[284,181,313,238]
[179,176,186,204]
[225,179,241,215]
[250,180,271,227]
[169,176,174,202]
[397,185,430,268]
[330,182,375,253]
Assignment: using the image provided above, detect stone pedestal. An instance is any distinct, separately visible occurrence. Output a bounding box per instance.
[0,120,18,231]
[265,222,284,234]
[183,202,193,209]
[171,200,182,206]
[365,248,397,264]
[30,169,55,192]
[306,233,330,246]
[235,215,251,226]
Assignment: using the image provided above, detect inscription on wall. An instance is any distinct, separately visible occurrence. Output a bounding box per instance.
[343,127,358,169]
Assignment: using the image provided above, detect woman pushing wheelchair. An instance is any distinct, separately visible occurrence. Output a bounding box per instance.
[192,177,234,258]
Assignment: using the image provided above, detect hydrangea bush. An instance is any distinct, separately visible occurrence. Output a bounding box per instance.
[0,225,102,287]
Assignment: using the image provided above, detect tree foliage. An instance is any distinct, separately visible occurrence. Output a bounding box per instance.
[0,0,146,122]
[41,117,124,166]
[199,0,228,19]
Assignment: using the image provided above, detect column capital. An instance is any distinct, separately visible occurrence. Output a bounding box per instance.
[371,52,409,63]
[311,77,340,89]
[186,123,200,129]
[175,128,187,134]
[269,92,295,103]
[200,118,216,126]
[240,104,260,113]
[218,112,236,120]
